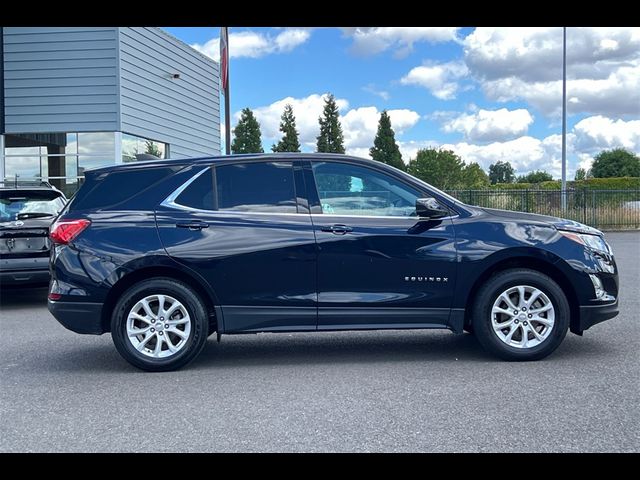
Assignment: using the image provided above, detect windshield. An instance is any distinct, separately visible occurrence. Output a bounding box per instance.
[0,191,66,222]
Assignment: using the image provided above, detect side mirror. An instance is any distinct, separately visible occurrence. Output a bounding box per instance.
[416,197,448,219]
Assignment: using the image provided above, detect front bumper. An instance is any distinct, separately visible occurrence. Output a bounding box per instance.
[48,299,105,335]
[576,298,619,334]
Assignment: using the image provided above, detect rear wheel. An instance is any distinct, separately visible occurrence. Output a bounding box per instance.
[472,269,569,361]
[111,278,208,371]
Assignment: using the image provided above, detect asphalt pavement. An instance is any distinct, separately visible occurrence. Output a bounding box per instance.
[1,232,638,452]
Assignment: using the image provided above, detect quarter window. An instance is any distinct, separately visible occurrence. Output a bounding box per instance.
[312,162,420,217]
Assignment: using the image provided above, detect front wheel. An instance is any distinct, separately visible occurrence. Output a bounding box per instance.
[111,278,209,371]
[472,269,569,361]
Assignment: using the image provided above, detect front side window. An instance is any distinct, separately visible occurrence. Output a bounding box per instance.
[173,162,297,214]
[312,162,420,217]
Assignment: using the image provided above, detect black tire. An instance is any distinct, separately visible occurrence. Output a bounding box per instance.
[111,277,209,371]
[472,269,569,361]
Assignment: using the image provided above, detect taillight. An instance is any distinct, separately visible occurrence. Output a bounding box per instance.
[50,219,91,244]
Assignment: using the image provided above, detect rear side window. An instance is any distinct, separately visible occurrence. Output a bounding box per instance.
[71,167,176,210]
[174,162,297,213]
[216,162,296,213]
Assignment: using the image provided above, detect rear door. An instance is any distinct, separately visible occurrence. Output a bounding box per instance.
[156,160,317,333]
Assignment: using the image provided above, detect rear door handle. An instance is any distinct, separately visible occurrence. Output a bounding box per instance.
[320,224,353,235]
[176,221,209,231]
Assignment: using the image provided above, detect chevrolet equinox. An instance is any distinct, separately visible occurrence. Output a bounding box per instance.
[48,154,619,371]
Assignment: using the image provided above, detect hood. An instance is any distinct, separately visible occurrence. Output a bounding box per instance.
[481,207,603,236]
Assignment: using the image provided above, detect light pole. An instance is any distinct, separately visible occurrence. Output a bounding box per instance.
[561,26,567,211]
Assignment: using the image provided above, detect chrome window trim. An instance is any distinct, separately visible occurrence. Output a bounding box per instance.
[160,167,210,211]
[160,165,458,220]
[311,213,458,221]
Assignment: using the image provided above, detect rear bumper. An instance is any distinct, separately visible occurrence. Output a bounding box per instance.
[48,299,105,335]
[577,298,619,333]
[0,256,50,284]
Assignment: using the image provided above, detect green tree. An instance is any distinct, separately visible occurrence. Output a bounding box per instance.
[231,108,264,154]
[144,140,162,158]
[316,94,345,154]
[591,148,640,178]
[272,104,301,153]
[406,148,464,190]
[574,168,588,181]
[461,162,490,188]
[516,170,553,183]
[369,111,405,171]
[489,161,515,184]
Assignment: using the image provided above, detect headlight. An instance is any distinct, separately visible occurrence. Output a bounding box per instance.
[558,230,610,254]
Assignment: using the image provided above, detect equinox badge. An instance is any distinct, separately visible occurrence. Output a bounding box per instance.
[405,276,448,282]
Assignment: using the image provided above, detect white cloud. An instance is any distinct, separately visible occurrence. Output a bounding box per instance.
[245,94,420,157]
[438,115,640,178]
[398,140,440,162]
[571,115,640,172]
[400,61,468,100]
[362,83,390,101]
[572,115,640,154]
[463,27,640,116]
[342,27,460,57]
[192,28,311,61]
[441,136,560,177]
[442,108,534,142]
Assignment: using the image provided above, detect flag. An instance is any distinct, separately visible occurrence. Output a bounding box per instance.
[220,27,229,93]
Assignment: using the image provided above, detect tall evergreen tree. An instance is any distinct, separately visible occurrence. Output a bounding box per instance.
[272,104,301,153]
[369,111,405,171]
[316,94,345,154]
[231,108,264,154]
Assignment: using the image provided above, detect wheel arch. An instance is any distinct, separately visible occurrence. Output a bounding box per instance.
[101,265,218,334]
[463,255,581,335]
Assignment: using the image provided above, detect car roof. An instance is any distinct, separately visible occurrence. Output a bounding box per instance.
[85,153,384,175]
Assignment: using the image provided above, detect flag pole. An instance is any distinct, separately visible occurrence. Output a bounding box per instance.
[221,26,231,155]
[561,26,567,211]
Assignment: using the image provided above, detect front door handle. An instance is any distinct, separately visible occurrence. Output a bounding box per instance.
[176,221,209,231]
[320,224,353,235]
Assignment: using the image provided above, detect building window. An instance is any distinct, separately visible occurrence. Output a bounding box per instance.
[122,133,168,163]
[3,132,170,196]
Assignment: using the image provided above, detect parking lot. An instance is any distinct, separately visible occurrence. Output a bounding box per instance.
[1,231,638,452]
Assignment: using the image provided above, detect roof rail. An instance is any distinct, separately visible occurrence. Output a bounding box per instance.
[0,177,54,189]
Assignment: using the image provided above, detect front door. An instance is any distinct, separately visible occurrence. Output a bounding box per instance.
[308,160,458,330]
[156,160,317,333]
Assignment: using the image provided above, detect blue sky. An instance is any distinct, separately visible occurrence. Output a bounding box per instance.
[164,27,640,178]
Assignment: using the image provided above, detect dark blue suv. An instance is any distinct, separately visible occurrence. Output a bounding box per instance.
[48,154,619,371]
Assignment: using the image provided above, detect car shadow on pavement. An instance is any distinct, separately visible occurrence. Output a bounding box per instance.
[194,331,494,369]
[30,329,616,374]
[0,286,48,309]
